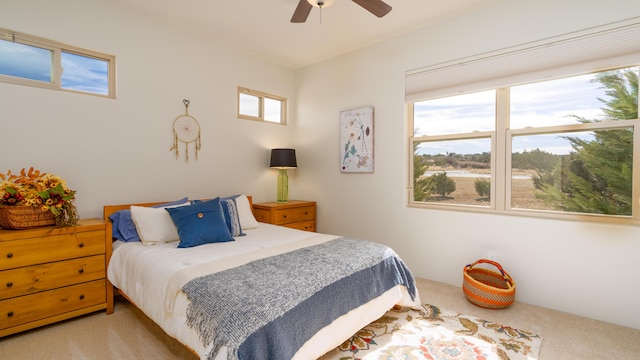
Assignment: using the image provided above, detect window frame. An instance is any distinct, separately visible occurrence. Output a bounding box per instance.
[0,27,116,98]
[407,69,640,226]
[237,87,287,124]
[505,118,639,220]
[410,131,497,210]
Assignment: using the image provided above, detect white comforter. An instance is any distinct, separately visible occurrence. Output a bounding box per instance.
[107,223,420,359]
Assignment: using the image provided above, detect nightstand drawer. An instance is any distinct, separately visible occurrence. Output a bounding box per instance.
[0,255,105,300]
[253,200,316,233]
[0,279,106,330]
[253,209,270,223]
[273,206,315,224]
[0,230,105,271]
[283,220,316,232]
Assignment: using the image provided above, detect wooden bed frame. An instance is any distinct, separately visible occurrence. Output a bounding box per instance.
[101,196,417,360]
[102,196,253,315]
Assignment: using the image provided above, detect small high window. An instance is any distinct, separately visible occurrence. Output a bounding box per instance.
[237,87,287,124]
[0,27,115,98]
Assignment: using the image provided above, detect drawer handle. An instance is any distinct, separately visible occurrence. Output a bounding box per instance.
[283,215,287,218]
[6,253,13,259]
[7,311,14,317]
[78,269,84,274]
[78,243,84,248]
[6,282,12,288]
[304,212,308,215]
[79,294,85,300]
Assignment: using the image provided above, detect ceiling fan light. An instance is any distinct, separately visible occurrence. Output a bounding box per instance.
[307,0,335,8]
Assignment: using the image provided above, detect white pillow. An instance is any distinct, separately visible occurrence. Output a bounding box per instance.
[236,194,259,230]
[131,202,190,245]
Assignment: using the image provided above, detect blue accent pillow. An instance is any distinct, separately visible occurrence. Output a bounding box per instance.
[109,197,188,242]
[166,197,234,248]
[191,196,245,237]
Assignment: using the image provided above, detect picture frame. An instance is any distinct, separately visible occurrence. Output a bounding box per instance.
[340,106,374,173]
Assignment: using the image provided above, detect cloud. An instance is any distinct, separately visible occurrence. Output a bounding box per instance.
[0,39,109,95]
[413,71,611,156]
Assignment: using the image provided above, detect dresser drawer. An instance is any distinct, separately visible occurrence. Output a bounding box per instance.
[0,255,105,300]
[272,206,315,224]
[0,279,106,330]
[284,220,316,232]
[0,230,104,271]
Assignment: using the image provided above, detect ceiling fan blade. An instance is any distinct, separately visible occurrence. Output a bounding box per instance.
[291,0,313,23]
[351,0,392,18]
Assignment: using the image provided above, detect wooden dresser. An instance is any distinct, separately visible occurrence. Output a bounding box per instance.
[0,219,107,337]
[253,200,316,232]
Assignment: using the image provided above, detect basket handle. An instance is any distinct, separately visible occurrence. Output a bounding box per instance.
[465,259,514,289]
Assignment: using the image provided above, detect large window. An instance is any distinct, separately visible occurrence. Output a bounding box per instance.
[409,66,639,224]
[237,87,287,124]
[0,28,115,98]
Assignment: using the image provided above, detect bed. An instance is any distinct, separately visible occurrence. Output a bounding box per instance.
[104,195,420,360]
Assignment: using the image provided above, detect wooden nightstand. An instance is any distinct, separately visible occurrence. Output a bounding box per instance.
[253,200,316,232]
[0,219,107,337]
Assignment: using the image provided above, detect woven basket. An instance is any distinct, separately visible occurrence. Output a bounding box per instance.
[463,259,516,309]
[0,206,56,229]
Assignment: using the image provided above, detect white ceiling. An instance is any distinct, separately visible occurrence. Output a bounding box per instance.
[92,0,502,69]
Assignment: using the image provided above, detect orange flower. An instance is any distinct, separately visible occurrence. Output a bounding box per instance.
[1,167,77,226]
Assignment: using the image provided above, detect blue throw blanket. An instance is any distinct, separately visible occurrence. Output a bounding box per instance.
[182,237,417,360]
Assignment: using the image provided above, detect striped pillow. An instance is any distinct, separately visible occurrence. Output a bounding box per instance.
[220,196,245,237]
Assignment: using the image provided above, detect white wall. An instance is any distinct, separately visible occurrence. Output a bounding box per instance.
[295,0,640,329]
[2,0,639,331]
[0,0,296,218]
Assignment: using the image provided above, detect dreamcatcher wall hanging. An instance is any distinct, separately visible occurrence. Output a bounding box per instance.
[170,99,201,162]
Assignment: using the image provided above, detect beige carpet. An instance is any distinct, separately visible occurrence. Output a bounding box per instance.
[1,278,639,359]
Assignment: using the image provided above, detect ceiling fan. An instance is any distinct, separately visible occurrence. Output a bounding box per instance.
[291,0,392,23]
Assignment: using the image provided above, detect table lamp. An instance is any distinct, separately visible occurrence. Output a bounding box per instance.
[270,148,297,202]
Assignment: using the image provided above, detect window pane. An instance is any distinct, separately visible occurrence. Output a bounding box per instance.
[61,51,108,95]
[263,97,281,123]
[0,39,51,82]
[511,129,633,216]
[413,90,495,136]
[239,93,259,117]
[510,67,638,129]
[414,138,491,207]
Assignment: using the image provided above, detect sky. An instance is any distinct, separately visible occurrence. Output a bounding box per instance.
[239,93,283,123]
[0,38,109,95]
[2,37,635,141]
[412,69,633,156]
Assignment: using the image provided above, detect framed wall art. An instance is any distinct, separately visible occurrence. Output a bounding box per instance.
[340,106,374,173]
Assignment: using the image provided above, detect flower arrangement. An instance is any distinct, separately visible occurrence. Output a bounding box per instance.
[0,167,78,227]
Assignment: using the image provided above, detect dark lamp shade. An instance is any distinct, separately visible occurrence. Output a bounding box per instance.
[270,148,297,169]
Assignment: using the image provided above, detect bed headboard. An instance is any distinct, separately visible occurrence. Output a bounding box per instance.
[103,196,253,224]
[102,195,252,314]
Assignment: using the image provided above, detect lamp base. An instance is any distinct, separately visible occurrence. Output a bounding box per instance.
[277,169,289,203]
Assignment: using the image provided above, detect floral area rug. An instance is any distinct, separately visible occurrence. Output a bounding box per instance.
[320,304,542,360]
